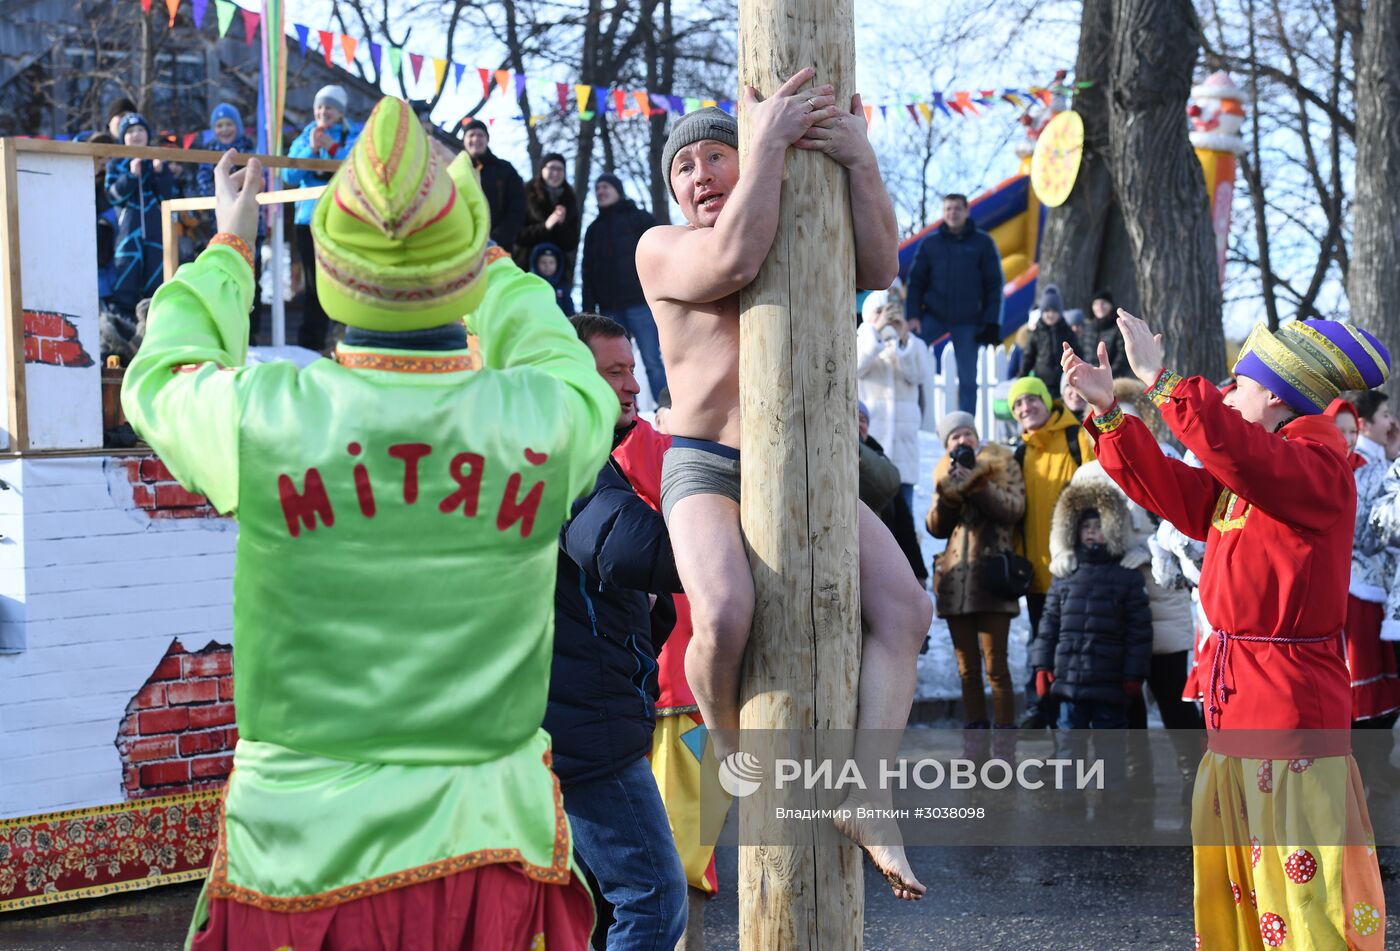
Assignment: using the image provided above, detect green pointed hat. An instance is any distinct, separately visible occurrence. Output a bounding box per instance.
[311,97,490,331]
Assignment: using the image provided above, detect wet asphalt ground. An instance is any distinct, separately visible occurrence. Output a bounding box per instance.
[2,844,1396,950]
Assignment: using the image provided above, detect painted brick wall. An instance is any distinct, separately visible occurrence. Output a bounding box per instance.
[22,311,94,368]
[0,456,236,820]
[113,457,222,520]
[115,639,235,798]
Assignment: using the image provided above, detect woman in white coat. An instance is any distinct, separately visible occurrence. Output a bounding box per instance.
[857,290,932,511]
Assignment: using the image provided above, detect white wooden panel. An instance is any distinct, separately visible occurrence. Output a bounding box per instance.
[17,152,101,450]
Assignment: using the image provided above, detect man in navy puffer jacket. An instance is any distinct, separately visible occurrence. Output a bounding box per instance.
[548,312,688,950]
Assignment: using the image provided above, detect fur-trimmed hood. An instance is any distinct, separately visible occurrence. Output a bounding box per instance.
[1049,470,1136,578]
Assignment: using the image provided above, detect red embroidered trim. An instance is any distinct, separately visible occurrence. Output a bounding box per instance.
[484,246,511,266]
[334,351,474,373]
[209,233,254,272]
[314,247,485,307]
[207,751,572,912]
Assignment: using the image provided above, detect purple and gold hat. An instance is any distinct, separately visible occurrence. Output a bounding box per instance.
[1233,319,1390,415]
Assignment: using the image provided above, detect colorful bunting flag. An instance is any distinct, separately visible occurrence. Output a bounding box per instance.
[478,67,491,98]
[369,41,382,74]
[214,0,234,37]
[431,58,448,96]
[953,91,979,115]
[387,46,402,80]
[163,0,178,27]
[495,69,510,95]
[454,62,466,92]
[918,102,933,123]
[239,8,258,44]
[556,82,569,113]
[906,104,920,125]
[514,73,526,101]
[634,91,651,117]
[683,97,700,113]
[293,22,309,57]
[340,34,358,67]
[408,52,424,83]
[666,95,683,114]
[863,104,873,126]
[932,92,951,117]
[613,89,626,116]
[575,84,592,117]
[191,0,208,28]
[318,30,334,67]
[139,0,152,15]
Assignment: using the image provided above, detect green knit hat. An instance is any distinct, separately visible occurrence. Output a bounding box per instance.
[311,97,490,331]
[1007,375,1052,411]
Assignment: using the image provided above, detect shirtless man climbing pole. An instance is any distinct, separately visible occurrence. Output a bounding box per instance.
[636,67,932,901]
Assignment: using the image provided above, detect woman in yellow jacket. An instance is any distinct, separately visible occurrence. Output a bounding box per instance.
[1009,374,1096,728]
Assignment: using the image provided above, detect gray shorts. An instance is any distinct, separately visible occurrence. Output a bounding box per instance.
[660,437,741,524]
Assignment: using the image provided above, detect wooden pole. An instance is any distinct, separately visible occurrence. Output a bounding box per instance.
[736,0,862,946]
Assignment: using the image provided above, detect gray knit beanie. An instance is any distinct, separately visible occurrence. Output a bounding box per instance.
[661,107,738,199]
[936,411,978,447]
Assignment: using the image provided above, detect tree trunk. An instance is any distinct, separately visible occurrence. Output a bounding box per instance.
[1107,0,1225,381]
[1038,0,1141,323]
[1350,0,1400,395]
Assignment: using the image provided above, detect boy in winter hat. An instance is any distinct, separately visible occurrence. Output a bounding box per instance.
[197,103,255,196]
[1018,284,1077,393]
[530,243,575,316]
[1030,491,1152,793]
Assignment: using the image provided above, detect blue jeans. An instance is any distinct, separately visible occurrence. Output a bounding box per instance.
[609,304,667,402]
[928,322,981,415]
[563,756,688,951]
[1058,699,1129,790]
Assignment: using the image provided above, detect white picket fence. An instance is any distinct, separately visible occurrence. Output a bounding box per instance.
[922,340,1015,443]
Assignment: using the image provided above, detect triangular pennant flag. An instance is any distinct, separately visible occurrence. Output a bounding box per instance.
[702,99,717,108]
[454,62,466,91]
[495,69,510,95]
[408,52,424,83]
[905,104,920,125]
[514,73,526,101]
[863,104,873,125]
[634,91,651,117]
[556,82,569,113]
[239,8,258,44]
[719,100,735,115]
[478,68,491,98]
[880,105,888,121]
[978,89,996,105]
[214,0,234,37]
[341,34,358,67]
[369,41,382,74]
[191,0,207,27]
[954,91,980,115]
[140,0,153,14]
[163,0,178,28]
[432,58,448,96]
[318,30,334,67]
[667,95,684,114]
[182,132,197,149]
[918,102,933,123]
[651,95,670,114]
[613,89,627,116]
[575,84,592,117]
[683,97,700,113]
[1001,90,1024,107]
[388,46,402,80]
[294,23,310,56]
[932,92,952,117]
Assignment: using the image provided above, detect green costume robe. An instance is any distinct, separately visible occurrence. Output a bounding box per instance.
[122,243,616,927]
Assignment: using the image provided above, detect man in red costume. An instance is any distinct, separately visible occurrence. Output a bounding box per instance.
[1061,313,1388,949]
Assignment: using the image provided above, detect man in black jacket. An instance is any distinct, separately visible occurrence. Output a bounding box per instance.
[581,173,665,402]
[462,118,526,250]
[904,192,1004,414]
[548,313,688,950]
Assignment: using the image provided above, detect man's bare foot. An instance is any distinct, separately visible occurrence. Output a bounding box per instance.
[833,795,926,900]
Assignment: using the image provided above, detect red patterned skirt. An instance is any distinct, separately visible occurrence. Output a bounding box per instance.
[1343,596,1400,722]
[190,862,594,951]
